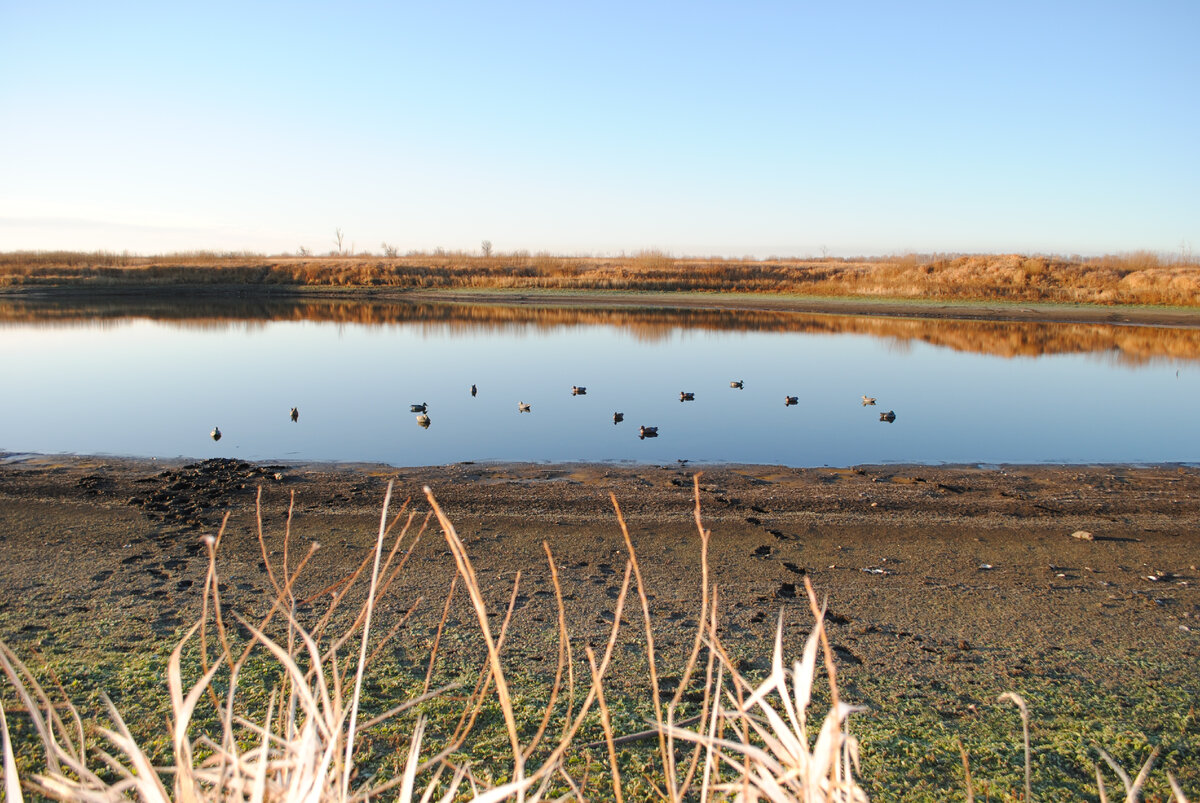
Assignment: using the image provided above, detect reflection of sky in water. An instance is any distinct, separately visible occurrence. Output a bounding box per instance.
[2,318,1198,466]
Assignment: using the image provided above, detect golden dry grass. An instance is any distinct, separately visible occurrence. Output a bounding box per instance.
[1,250,1198,307]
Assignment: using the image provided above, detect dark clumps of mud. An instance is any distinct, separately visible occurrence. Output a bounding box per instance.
[125,458,289,530]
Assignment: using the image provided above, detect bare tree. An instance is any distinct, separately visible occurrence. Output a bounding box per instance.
[334,227,345,255]
[481,239,493,258]
[381,242,399,258]
[297,246,311,257]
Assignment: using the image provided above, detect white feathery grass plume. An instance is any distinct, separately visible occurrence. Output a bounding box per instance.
[661,606,867,802]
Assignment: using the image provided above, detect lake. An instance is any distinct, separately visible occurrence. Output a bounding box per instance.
[2,296,1198,466]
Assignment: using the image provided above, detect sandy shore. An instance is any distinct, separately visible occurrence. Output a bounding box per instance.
[1,454,1196,702]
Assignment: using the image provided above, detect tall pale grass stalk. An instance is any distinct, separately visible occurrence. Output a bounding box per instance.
[340,480,393,799]
[422,486,527,797]
[999,691,1032,802]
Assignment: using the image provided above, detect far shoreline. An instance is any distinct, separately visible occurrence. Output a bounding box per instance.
[5,284,1200,328]
[4,449,1200,475]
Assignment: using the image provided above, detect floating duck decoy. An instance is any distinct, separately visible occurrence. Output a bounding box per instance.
[861,396,877,406]
[210,426,222,442]
[639,425,659,439]
[879,410,896,423]
[613,412,624,424]
[679,391,695,401]
[571,386,587,396]
[416,414,431,429]
[290,407,299,422]
[410,402,428,413]
[518,401,532,412]
[470,384,477,397]
[730,380,744,389]
[785,396,799,406]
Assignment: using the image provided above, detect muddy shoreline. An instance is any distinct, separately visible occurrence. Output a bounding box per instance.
[1,453,1197,794]
[2,453,1196,667]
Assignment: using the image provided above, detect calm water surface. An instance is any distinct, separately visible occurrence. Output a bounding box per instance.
[2,300,1198,466]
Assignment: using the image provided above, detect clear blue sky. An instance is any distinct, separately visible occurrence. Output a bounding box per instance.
[2,1,1197,258]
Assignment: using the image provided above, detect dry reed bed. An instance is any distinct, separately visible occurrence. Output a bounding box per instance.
[2,250,1198,307]
[0,479,1190,802]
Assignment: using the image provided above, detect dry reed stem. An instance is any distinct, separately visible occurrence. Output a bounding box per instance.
[669,473,714,798]
[999,692,1032,803]
[537,562,633,773]
[609,493,672,801]
[366,595,425,666]
[521,543,570,761]
[585,646,623,803]
[543,541,577,741]
[1097,745,1161,803]
[198,516,231,710]
[256,486,283,599]
[284,490,296,594]
[677,580,721,797]
[422,575,458,696]
[0,699,21,803]
[423,486,526,793]
[340,480,395,799]
[803,576,840,717]
[1168,772,1188,803]
[418,565,523,774]
[240,542,321,669]
[320,507,421,662]
[958,737,975,803]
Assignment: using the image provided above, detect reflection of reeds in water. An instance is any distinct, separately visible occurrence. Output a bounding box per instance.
[0,480,1185,801]
[3,297,1200,363]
